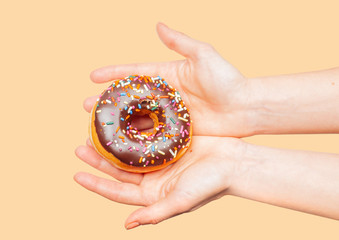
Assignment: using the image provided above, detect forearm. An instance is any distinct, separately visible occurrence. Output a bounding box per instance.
[229,142,339,219]
[247,67,339,134]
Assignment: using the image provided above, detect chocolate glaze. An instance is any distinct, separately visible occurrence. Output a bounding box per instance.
[93,75,192,168]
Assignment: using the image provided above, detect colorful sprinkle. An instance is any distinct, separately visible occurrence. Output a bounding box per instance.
[158,150,165,155]
[116,126,120,133]
[170,117,176,124]
[178,117,188,122]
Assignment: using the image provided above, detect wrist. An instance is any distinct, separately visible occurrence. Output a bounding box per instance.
[218,137,248,195]
[230,77,267,136]
[242,77,272,135]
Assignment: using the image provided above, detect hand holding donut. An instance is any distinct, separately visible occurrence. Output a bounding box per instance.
[76,23,250,227]
[84,23,252,138]
[74,136,243,229]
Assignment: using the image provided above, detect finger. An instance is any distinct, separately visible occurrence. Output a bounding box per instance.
[156,22,208,60]
[125,192,190,229]
[83,95,98,113]
[75,145,143,185]
[74,172,145,206]
[90,61,180,83]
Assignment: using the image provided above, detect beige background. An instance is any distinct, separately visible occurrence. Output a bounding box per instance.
[1,0,338,239]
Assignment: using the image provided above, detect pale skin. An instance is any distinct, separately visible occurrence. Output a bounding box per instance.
[74,22,339,229]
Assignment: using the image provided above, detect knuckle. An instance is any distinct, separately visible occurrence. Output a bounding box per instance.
[149,217,160,225]
[167,38,177,50]
[197,42,214,56]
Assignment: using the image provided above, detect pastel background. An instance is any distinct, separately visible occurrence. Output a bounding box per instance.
[1,0,338,239]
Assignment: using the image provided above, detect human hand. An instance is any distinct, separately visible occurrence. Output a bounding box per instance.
[84,23,254,137]
[74,136,244,229]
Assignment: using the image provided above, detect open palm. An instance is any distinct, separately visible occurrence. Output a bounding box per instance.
[84,23,252,137]
[74,136,241,229]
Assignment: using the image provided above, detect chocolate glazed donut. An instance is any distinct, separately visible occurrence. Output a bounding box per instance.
[90,75,192,173]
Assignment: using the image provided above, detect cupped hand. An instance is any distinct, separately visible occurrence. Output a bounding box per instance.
[74,136,243,229]
[84,23,254,137]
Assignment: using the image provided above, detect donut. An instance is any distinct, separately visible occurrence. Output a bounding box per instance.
[90,75,192,173]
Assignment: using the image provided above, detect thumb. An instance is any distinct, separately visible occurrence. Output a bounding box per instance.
[156,22,209,59]
[125,193,190,229]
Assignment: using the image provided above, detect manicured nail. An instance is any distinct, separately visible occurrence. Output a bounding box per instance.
[126,222,140,230]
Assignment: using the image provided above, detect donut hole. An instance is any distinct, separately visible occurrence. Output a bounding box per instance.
[130,115,154,133]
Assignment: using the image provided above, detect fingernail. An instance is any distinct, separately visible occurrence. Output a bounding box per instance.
[158,22,168,28]
[126,222,140,230]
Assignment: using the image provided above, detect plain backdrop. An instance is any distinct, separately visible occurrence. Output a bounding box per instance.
[0,0,338,239]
